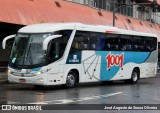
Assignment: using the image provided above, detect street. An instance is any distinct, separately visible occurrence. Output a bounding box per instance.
[0,76,160,113]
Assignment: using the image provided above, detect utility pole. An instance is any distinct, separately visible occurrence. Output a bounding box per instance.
[113,0,116,27]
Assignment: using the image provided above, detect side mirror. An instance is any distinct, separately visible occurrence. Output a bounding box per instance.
[2,34,16,49]
[42,35,62,50]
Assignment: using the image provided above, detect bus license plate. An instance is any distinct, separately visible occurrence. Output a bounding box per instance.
[19,78,26,82]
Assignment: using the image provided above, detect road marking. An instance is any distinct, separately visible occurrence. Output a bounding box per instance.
[27,92,123,104]
[7,101,48,104]
[27,102,48,104]
[7,101,21,104]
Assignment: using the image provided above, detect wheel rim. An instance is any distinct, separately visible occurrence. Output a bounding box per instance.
[132,71,138,82]
[66,73,75,87]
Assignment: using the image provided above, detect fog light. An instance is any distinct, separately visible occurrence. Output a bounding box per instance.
[39,79,44,82]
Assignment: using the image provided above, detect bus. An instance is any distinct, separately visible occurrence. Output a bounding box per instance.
[2,23,158,88]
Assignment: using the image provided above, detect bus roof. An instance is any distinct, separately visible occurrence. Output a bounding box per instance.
[18,23,157,37]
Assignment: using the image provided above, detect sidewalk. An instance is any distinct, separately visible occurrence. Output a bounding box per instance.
[0,72,8,84]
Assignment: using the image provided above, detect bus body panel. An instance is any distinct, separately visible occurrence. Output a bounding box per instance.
[8,67,48,85]
[81,51,101,82]
[111,63,137,80]
[6,23,158,86]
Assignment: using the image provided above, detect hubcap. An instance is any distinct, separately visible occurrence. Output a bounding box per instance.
[132,72,138,82]
[66,74,75,87]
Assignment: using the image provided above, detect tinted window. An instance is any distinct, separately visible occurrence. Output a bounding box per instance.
[145,37,157,51]
[96,33,106,50]
[120,35,133,51]
[133,36,145,51]
[106,34,120,51]
[89,32,99,50]
[71,31,157,53]
[70,31,89,53]
[71,31,103,52]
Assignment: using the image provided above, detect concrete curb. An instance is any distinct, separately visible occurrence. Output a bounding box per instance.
[0,79,8,85]
[0,72,8,85]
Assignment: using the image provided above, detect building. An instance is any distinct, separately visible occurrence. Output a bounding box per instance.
[70,0,160,24]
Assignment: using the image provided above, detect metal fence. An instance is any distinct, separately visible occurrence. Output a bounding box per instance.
[68,0,160,24]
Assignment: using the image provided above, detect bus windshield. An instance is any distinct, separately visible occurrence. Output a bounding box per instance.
[9,30,72,68]
[10,33,51,68]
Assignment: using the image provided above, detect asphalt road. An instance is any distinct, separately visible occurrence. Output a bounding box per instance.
[0,76,160,113]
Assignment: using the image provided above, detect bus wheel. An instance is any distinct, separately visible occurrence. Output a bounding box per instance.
[131,69,139,84]
[125,69,139,84]
[65,71,77,88]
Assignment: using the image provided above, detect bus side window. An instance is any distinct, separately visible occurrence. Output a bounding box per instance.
[133,36,145,51]
[120,35,133,51]
[96,33,106,50]
[106,34,119,51]
[145,37,157,52]
[70,38,80,53]
[89,32,100,50]
[70,31,89,53]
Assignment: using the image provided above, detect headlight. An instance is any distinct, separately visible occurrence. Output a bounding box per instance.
[36,71,42,75]
[8,69,11,73]
[8,69,12,74]
[35,70,46,75]
[34,67,50,75]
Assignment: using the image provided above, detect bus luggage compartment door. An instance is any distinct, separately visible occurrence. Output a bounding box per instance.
[147,63,156,77]
[46,62,61,84]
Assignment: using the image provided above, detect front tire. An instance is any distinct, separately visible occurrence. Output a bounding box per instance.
[65,71,77,88]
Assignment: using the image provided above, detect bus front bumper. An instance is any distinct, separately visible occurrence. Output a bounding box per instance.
[8,73,46,85]
[8,73,65,86]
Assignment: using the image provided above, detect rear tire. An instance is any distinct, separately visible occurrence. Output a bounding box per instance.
[65,71,77,88]
[125,69,139,84]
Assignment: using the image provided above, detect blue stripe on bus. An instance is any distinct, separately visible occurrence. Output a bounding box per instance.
[95,51,150,81]
[13,67,42,74]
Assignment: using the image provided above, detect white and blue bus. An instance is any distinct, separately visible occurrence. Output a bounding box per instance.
[2,23,158,88]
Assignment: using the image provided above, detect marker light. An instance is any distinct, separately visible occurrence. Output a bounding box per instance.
[39,79,44,82]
